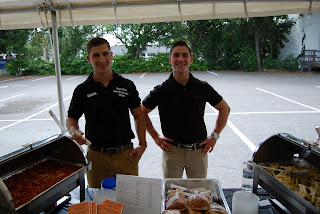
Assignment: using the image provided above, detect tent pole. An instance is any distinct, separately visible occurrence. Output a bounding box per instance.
[51,11,65,131]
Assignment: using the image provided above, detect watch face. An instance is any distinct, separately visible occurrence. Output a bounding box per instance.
[212,133,219,140]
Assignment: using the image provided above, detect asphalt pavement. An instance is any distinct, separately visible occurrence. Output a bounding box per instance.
[0,71,319,188]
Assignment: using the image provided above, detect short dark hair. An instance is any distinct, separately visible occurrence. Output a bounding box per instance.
[170,40,192,56]
[87,37,111,56]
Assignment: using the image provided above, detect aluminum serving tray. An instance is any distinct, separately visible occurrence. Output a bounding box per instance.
[253,133,320,214]
[0,135,92,214]
[161,178,231,214]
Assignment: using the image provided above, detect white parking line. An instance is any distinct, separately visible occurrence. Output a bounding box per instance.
[0,85,27,89]
[66,76,81,81]
[0,119,52,122]
[12,85,27,87]
[257,88,320,112]
[227,120,256,152]
[0,95,72,131]
[140,73,146,78]
[0,94,24,103]
[0,117,85,122]
[32,76,55,82]
[207,104,256,152]
[205,110,319,115]
[0,76,30,83]
[207,71,218,75]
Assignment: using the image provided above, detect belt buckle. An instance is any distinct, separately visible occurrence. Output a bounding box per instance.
[183,144,194,150]
[106,147,119,154]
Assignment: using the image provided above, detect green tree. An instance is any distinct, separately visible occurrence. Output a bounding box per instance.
[58,25,104,74]
[29,28,51,61]
[184,19,244,70]
[0,29,32,56]
[182,16,295,71]
[241,16,295,71]
[106,22,184,60]
[106,23,154,60]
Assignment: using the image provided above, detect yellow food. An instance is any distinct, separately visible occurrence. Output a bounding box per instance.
[263,163,320,209]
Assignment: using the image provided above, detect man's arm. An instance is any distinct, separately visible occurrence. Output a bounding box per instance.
[200,99,230,153]
[140,104,158,141]
[141,104,173,151]
[212,99,230,135]
[66,117,87,145]
[129,106,147,156]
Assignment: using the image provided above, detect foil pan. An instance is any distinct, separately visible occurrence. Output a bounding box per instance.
[161,178,231,214]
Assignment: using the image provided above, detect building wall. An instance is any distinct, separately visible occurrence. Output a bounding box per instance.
[303,13,320,51]
[111,45,169,57]
[279,13,320,60]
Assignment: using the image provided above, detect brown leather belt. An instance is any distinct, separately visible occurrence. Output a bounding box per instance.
[169,141,204,150]
[89,143,133,155]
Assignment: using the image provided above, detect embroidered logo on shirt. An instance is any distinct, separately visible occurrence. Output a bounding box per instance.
[87,92,97,98]
[113,87,129,97]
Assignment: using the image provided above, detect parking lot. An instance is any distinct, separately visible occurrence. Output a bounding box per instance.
[0,71,319,188]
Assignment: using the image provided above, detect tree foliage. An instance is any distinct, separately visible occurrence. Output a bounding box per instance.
[181,16,295,71]
[0,29,32,55]
[1,15,298,75]
[105,22,184,60]
[58,25,104,74]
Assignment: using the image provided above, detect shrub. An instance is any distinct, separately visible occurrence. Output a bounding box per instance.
[190,55,209,71]
[283,54,299,71]
[238,47,257,72]
[264,54,299,71]
[6,56,55,76]
[112,52,208,73]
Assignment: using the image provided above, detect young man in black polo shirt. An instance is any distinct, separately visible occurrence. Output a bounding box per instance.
[66,37,147,188]
[141,41,230,178]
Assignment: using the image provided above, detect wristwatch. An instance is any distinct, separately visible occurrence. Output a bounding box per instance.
[211,132,220,140]
[139,142,147,147]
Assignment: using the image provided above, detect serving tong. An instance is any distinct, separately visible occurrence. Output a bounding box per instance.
[49,110,91,146]
[247,161,309,176]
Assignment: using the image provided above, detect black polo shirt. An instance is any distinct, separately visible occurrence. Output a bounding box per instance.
[68,71,141,147]
[142,73,222,144]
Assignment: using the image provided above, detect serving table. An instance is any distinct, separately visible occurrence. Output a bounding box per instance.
[41,187,290,214]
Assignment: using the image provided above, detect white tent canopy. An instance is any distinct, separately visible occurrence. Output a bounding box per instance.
[1,0,320,127]
[1,0,320,30]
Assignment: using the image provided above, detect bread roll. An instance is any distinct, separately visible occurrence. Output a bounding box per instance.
[205,202,228,214]
[187,195,210,210]
[162,210,181,214]
[199,191,211,201]
[209,202,225,210]
[205,208,228,214]
[184,207,203,214]
[165,189,187,211]
[166,189,183,202]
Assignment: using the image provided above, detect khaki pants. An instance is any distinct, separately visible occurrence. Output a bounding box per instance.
[162,146,208,178]
[86,147,140,188]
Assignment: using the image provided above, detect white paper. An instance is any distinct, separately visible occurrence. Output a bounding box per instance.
[116,174,162,214]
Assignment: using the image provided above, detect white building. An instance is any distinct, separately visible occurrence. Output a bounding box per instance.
[279,13,320,60]
[111,45,169,58]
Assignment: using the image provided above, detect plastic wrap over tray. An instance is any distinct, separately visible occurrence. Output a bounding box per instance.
[161,178,231,214]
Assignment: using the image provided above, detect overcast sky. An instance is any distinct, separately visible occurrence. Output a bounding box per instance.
[104,34,121,47]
